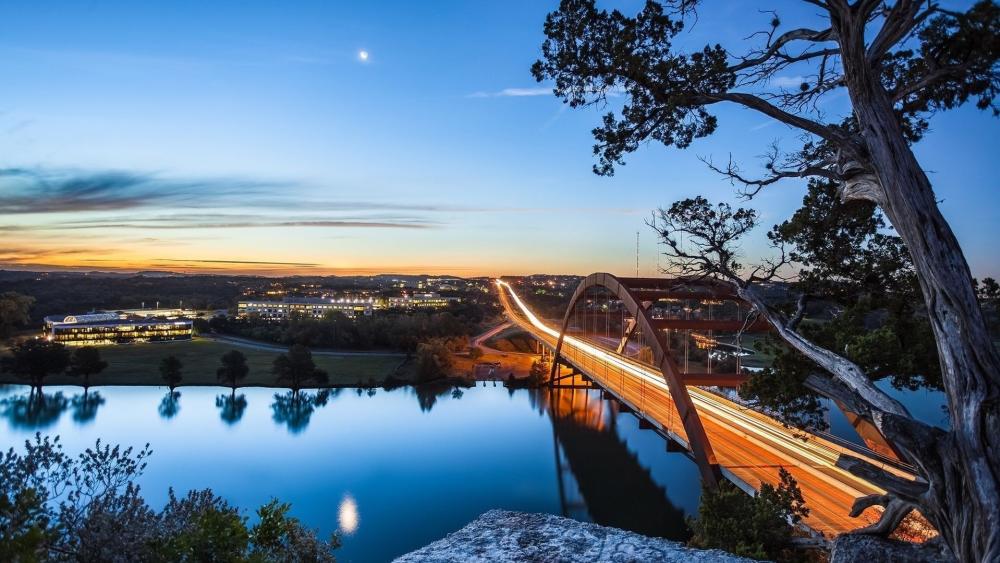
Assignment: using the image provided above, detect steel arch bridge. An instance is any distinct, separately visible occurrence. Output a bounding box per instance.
[496,274,921,536]
[549,273,768,486]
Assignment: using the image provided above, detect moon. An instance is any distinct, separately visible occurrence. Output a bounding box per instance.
[358,50,369,62]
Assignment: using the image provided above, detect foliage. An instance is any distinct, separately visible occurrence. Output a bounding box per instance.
[415,338,454,382]
[159,356,184,390]
[0,434,339,561]
[976,277,1000,338]
[271,345,328,392]
[67,347,108,389]
[249,499,340,562]
[534,2,1000,555]
[216,350,250,390]
[0,292,35,338]
[688,468,808,561]
[0,340,71,389]
[216,308,481,353]
[737,180,942,428]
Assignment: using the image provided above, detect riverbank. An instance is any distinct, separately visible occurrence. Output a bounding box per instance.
[0,338,417,388]
[394,510,752,562]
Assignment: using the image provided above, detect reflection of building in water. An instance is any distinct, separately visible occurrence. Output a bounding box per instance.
[43,313,193,346]
[541,387,690,541]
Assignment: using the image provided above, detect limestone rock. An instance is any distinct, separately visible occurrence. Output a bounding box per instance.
[394,509,752,562]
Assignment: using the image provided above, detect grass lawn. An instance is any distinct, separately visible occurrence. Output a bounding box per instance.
[1,339,412,388]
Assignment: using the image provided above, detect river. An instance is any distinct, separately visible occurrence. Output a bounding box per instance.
[0,378,946,561]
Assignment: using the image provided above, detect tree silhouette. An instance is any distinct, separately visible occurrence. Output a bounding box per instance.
[216,350,249,394]
[68,347,108,391]
[271,345,328,395]
[159,356,183,391]
[1,339,71,390]
[0,292,34,338]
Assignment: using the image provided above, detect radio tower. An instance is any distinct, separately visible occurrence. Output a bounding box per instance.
[635,231,640,278]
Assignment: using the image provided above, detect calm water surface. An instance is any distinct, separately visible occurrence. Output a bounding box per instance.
[0,383,704,562]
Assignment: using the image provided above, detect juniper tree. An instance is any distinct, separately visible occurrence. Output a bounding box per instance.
[534,1,1000,559]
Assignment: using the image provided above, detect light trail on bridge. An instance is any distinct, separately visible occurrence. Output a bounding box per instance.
[495,279,924,537]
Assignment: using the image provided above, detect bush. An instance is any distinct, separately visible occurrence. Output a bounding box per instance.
[688,468,808,561]
[0,434,339,562]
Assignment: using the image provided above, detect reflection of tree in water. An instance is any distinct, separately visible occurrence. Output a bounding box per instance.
[546,388,691,541]
[71,391,105,424]
[413,382,453,412]
[158,390,181,419]
[0,390,69,430]
[215,392,248,425]
[271,389,334,433]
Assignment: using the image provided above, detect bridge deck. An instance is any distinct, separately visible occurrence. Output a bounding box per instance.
[496,281,921,538]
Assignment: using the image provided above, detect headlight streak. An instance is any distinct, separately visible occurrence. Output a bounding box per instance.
[496,280,903,499]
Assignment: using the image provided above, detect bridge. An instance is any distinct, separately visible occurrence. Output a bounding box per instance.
[496,275,924,537]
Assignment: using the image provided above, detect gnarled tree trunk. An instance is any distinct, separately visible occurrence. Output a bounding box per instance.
[834,10,1000,561]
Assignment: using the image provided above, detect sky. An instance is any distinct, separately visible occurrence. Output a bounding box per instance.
[0,0,996,278]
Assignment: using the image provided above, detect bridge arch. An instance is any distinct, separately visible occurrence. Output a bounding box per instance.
[549,272,728,487]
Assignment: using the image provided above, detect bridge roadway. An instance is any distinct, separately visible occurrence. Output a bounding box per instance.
[496,280,921,537]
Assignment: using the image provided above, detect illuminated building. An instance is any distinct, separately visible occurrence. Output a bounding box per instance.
[384,292,459,309]
[237,297,375,319]
[43,313,193,346]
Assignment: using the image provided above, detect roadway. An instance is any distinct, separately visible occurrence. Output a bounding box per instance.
[495,279,923,537]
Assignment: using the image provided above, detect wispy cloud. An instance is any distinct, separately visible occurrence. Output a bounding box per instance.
[0,167,280,214]
[468,87,552,98]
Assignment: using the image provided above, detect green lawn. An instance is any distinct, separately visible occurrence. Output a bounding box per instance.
[1,339,412,388]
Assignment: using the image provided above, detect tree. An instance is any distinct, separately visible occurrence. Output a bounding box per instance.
[415,339,454,382]
[216,350,249,393]
[0,339,70,390]
[689,468,809,561]
[0,292,34,339]
[159,356,183,391]
[271,345,328,394]
[534,2,1000,558]
[68,347,108,391]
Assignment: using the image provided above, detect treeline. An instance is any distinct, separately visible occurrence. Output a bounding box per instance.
[0,273,249,320]
[206,304,487,352]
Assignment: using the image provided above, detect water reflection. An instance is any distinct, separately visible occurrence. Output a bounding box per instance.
[412,382,467,412]
[0,390,69,430]
[215,392,248,425]
[71,391,105,424]
[158,390,181,419]
[270,389,334,433]
[538,387,691,541]
[338,493,360,536]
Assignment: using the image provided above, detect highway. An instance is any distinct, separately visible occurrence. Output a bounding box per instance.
[495,279,923,537]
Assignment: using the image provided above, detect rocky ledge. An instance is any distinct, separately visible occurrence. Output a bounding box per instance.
[394,509,752,562]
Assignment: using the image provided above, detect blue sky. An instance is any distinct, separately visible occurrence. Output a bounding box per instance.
[0,0,996,278]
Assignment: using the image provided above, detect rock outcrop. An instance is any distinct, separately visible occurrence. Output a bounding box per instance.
[394,509,752,562]
[830,534,954,563]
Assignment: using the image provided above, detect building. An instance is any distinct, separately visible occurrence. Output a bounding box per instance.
[237,296,375,320]
[43,313,193,346]
[384,292,459,309]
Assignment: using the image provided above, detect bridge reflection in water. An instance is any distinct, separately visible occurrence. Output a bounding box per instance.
[538,386,691,541]
[498,276,925,538]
